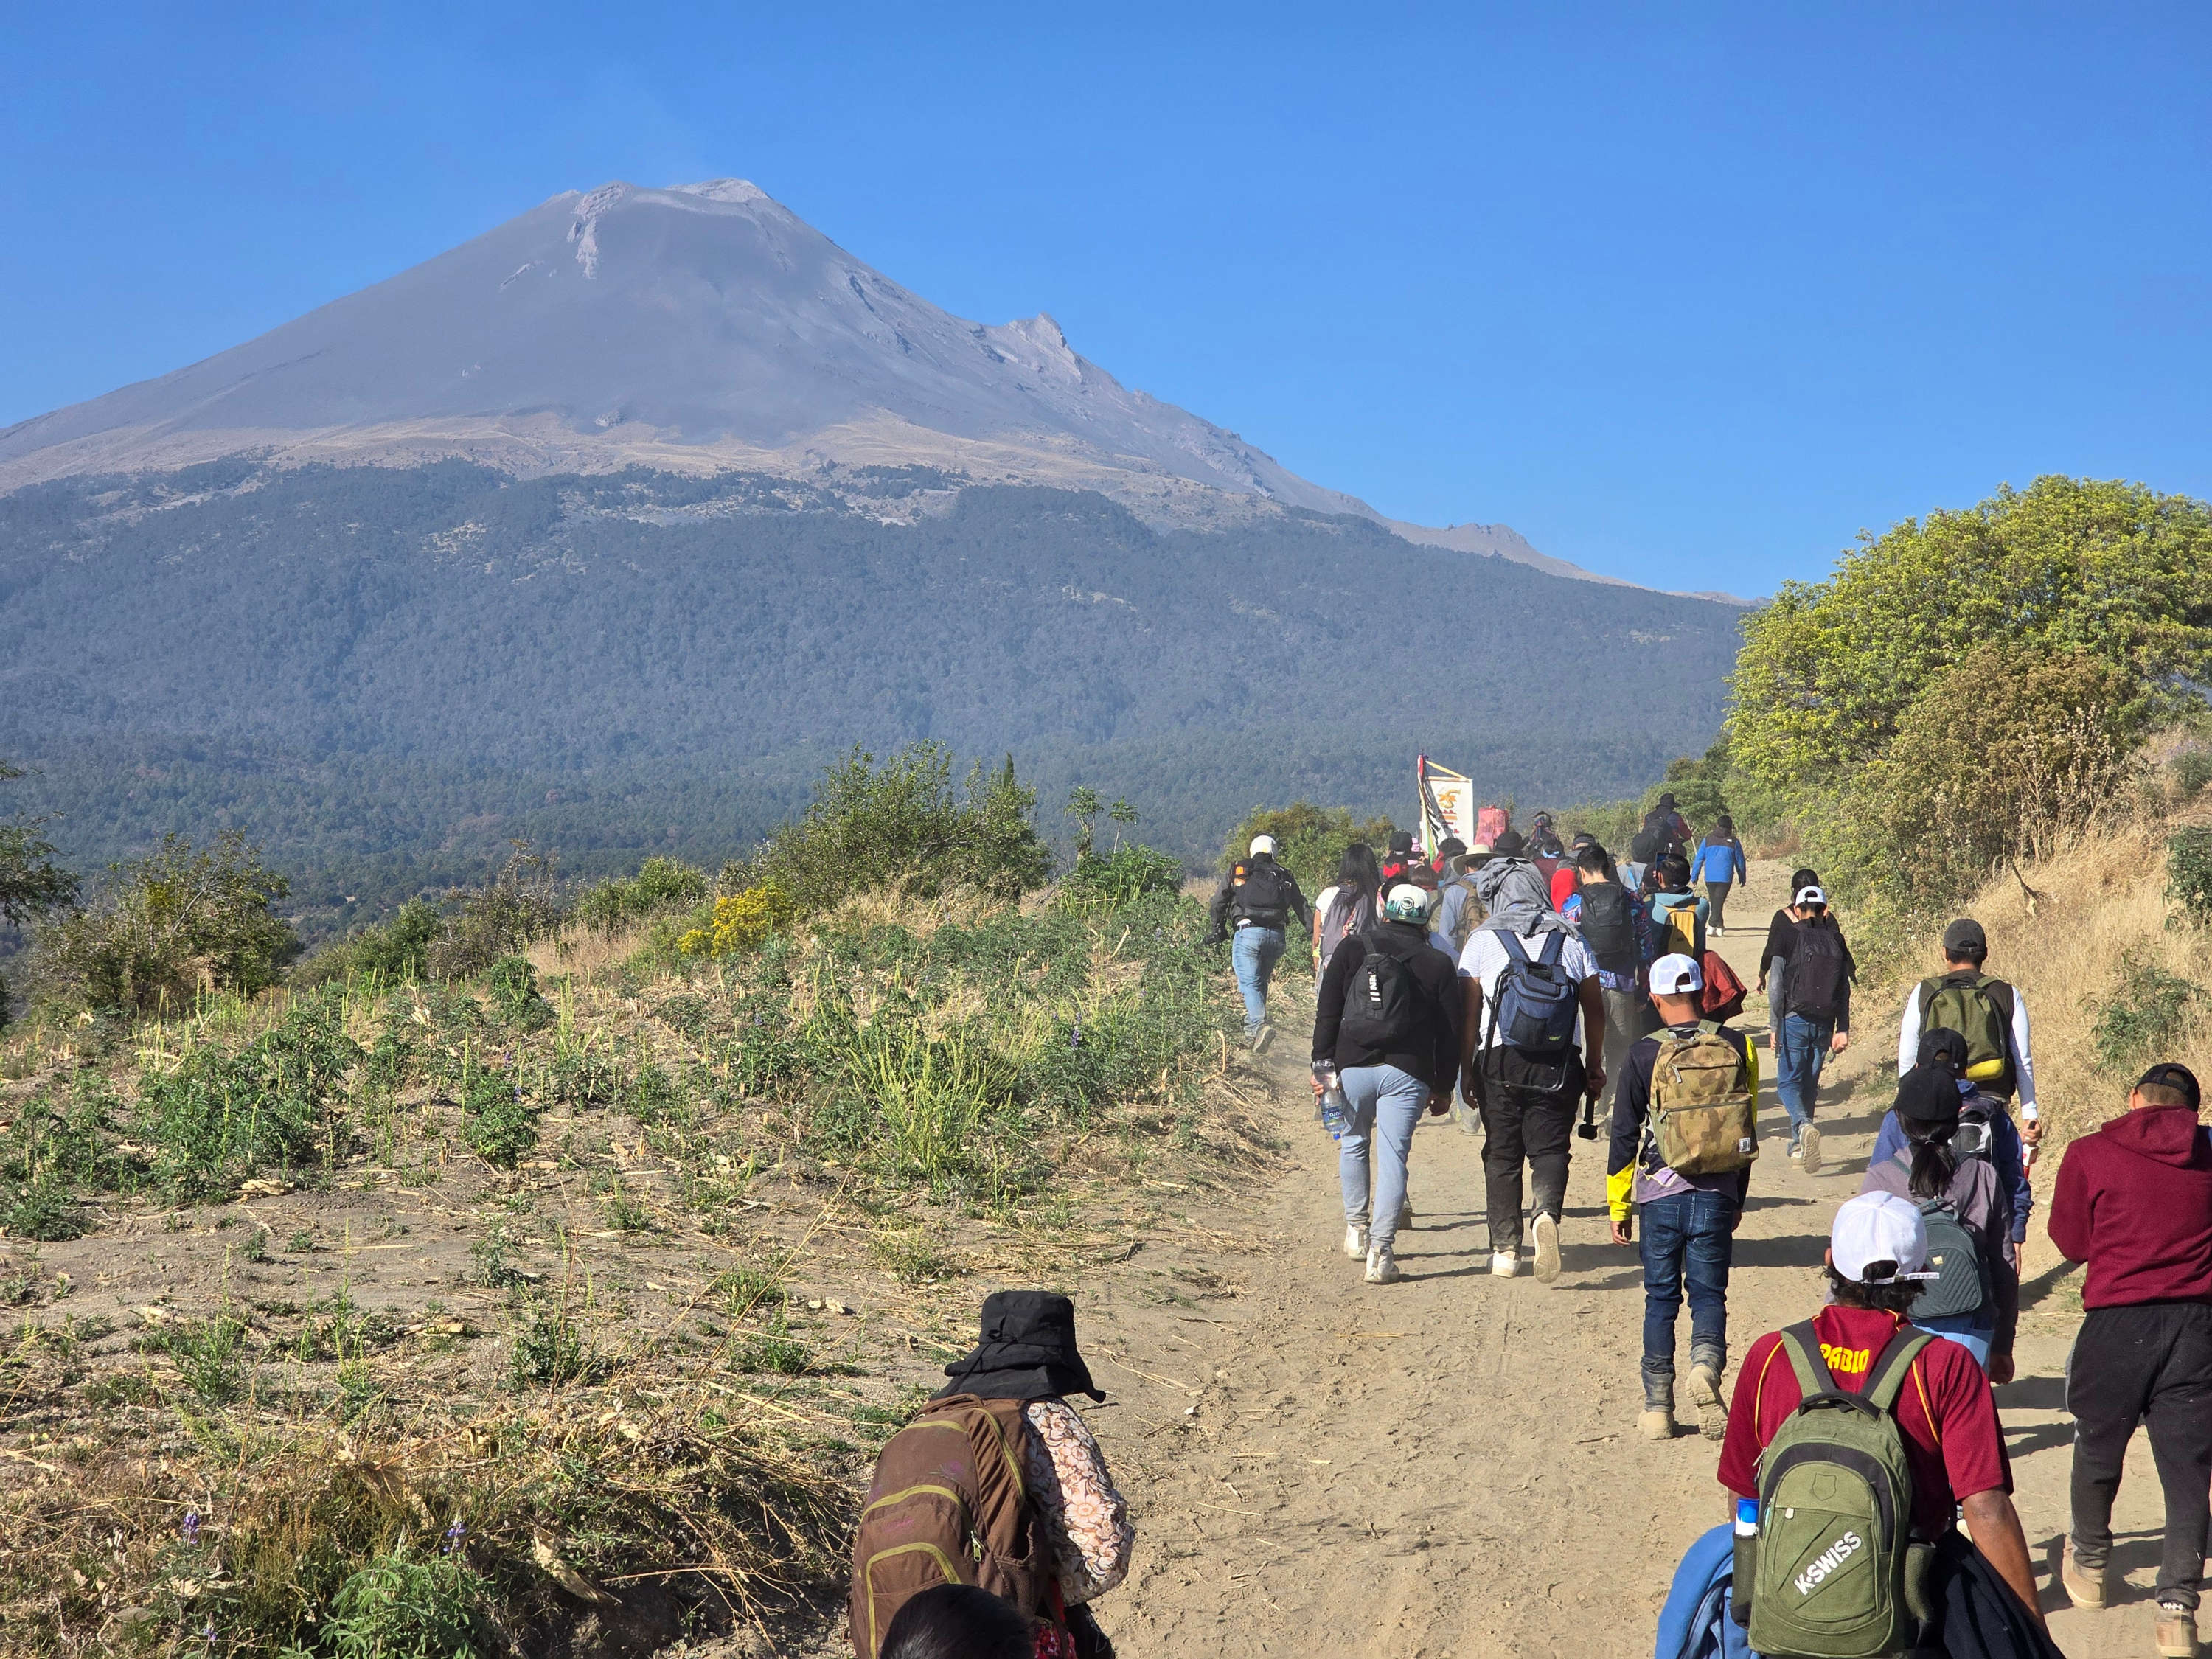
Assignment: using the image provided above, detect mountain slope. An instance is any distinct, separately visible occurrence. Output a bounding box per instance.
[0,177,1635,584]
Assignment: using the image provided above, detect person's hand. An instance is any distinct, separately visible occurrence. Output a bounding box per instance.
[2021,1118,2044,1147]
[1310,1073,1328,1100]
[1989,1352,2016,1385]
[1609,1216,1632,1246]
[1829,1030,1850,1054]
[1204,931,1227,947]
[1755,975,1767,994]
[1585,1064,1606,1099]
[1425,1091,1450,1117]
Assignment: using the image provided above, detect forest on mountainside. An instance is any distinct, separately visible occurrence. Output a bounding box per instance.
[0,462,1741,928]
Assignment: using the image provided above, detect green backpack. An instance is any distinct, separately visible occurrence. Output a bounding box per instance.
[1747,1322,1933,1659]
[1920,973,2009,1085]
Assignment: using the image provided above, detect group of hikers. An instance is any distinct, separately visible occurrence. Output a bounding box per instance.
[844,801,2212,1659]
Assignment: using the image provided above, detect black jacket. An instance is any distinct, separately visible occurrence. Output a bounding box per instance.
[1208,855,1310,935]
[1310,921,1464,1090]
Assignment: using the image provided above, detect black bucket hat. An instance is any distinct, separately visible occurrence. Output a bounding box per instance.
[933,1290,1103,1403]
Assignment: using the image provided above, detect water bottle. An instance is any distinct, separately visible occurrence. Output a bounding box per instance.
[1315,1067,1352,1140]
[1731,1496,1759,1625]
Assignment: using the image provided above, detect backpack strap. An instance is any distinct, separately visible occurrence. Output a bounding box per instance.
[1775,1321,1839,1398]
[1498,930,1530,964]
[1536,928,1565,968]
[1861,1326,1935,1413]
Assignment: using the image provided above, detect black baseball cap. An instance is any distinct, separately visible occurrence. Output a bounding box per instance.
[1942,918,1987,954]
[1387,830,1414,855]
[1896,1065,1963,1125]
[2135,1063,2202,1111]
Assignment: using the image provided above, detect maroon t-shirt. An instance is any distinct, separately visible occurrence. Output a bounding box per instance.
[1718,1307,2008,1538]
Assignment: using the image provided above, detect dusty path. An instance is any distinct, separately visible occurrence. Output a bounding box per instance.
[1074,863,2171,1659]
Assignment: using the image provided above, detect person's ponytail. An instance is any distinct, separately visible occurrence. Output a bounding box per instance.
[1906,1125,1958,1202]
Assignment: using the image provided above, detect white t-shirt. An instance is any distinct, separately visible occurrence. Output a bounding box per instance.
[1458,926,1599,1051]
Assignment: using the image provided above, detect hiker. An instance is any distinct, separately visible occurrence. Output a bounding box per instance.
[2049,1062,2212,1653]
[1608,953,1757,1441]
[1860,1062,2018,1377]
[1756,864,1822,1047]
[1719,1192,2046,1655]
[1896,919,2042,1168]
[1428,837,1478,959]
[882,1584,1074,1659]
[1526,811,1566,861]
[1550,833,1593,911]
[1767,885,1854,1172]
[1871,1029,2032,1268]
[849,1291,1130,1659]
[1562,841,1652,1127]
[1312,841,1382,973]
[1647,855,1709,961]
[1206,834,1311,1051]
[1459,845,1607,1281]
[1690,816,1746,936]
[1633,791,1692,867]
[1312,883,1464,1284]
[1379,830,1419,889]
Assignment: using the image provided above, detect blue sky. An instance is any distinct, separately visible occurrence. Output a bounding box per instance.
[4,2,2206,593]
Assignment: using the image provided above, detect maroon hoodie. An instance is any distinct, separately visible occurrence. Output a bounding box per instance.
[2048,1104,2212,1307]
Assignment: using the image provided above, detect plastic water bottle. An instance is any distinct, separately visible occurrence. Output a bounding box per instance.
[1731,1496,1759,1625]
[1315,1068,1352,1140]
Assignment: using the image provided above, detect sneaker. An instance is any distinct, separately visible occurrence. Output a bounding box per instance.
[2156,1601,2198,1658]
[1532,1214,1561,1283]
[1638,1407,1676,1440]
[1687,1362,1728,1441]
[1250,1023,1275,1054]
[1343,1222,1370,1260]
[1490,1251,1522,1278]
[1798,1123,1822,1175]
[1396,1198,1415,1232]
[1365,1245,1402,1285]
[2060,1545,2105,1610]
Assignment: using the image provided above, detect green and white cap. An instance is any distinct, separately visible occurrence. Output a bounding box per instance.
[1382,883,1434,924]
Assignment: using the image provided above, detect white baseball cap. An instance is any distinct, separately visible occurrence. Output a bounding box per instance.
[1829,1192,1939,1285]
[1249,835,1277,858]
[1794,886,1827,908]
[1382,883,1436,924]
[1650,953,1704,995]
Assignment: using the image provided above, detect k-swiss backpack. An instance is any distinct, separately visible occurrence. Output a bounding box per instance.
[1489,931,1579,1055]
[1747,1324,1933,1659]
[1342,940,1420,1050]
[846,1394,1050,1659]
[1649,1022,1759,1176]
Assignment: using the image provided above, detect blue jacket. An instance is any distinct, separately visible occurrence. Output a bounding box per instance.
[1691,839,1746,885]
[1654,1524,1753,1659]
[1870,1091,2031,1245]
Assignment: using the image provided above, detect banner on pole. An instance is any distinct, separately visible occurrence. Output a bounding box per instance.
[1416,756,1509,853]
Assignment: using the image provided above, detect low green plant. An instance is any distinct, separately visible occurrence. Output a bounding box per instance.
[870,1234,966,1284]
[484,955,553,1031]
[2174,747,2212,798]
[1055,844,1183,916]
[2091,948,2201,1073]
[459,1058,540,1169]
[735,1308,809,1376]
[844,1023,1013,1184]
[709,1264,785,1318]
[602,1193,653,1234]
[163,1311,248,1404]
[2171,828,2212,927]
[321,1544,491,1659]
[510,1301,599,1387]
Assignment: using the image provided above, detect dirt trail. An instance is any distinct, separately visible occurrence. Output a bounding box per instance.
[1074,862,2168,1659]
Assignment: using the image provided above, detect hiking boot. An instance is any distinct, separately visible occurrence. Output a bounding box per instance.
[2157,1601,2198,1658]
[2060,1545,2105,1610]
[1343,1222,1370,1260]
[1397,1197,1415,1232]
[1365,1245,1402,1285]
[1639,1374,1676,1439]
[1798,1124,1822,1175]
[1250,1023,1275,1054]
[1490,1250,1521,1278]
[1687,1359,1728,1441]
[1532,1214,1561,1283]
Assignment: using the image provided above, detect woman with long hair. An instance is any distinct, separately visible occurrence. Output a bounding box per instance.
[1312,841,1382,972]
[1859,1064,2018,1377]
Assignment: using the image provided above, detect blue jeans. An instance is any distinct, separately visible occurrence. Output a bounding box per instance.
[1639,1187,1738,1385]
[1774,1012,1834,1143]
[1915,1314,1993,1370]
[1231,925,1286,1035]
[1338,1064,1430,1253]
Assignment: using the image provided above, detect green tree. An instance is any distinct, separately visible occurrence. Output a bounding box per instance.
[1728,477,2212,793]
[1065,785,1105,863]
[0,762,80,1029]
[1222,802,1397,896]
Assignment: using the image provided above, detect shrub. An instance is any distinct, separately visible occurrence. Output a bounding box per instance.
[2174,748,2212,799]
[0,1071,135,1238]
[296,899,447,987]
[425,843,565,981]
[2091,948,2201,1073]
[2171,828,2212,926]
[484,955,552,1030]
[459,1059,539,1170]
[322,1545,492,1659]
[1220,802,1396,894]
[573,856,711,935]
[1055,844,1183,916]
[679,882,799,959]
[33,830,297,1015]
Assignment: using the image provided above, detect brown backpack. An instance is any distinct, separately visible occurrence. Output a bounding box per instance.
[846,1394,1051,1659]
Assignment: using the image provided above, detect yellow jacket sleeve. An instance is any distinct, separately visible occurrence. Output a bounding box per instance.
[1607,1162,1635,1222]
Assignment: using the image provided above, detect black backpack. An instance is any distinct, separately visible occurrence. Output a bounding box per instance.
[1629,824,1666,865]
[1641,810,1685,861]
[1230,860,1292,925]
[1573,880,1638,973]
[1341,939,1421,1050]
[1787,921,1847,1018]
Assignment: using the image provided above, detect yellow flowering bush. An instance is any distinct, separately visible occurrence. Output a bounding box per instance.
[679,882,799,958]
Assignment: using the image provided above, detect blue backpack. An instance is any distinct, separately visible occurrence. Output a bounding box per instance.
[1655,1525,1754,1659]
[1489,930,1579,1054]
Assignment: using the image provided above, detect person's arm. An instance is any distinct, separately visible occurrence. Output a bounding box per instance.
[1577,973,1608,1099]
[1459,967,1487,1104]
[1975,1169,2020,1376]
[1310,939,1356,1071]
[1207,875,1233,939]
[2009,988,2039,1126]
[1994,1110,2031,1242]
[1896,984,1920,1074]
[1020,1401,1135,1604]
[1868,1110,1906,1169]
[1607,1041,1650,1237]
[1287,874,1312,932]
[1833,931,1854,1039]
[1732,843,1747,882]
[1431,958,1466,1102]
[1961,1489,2047,1634]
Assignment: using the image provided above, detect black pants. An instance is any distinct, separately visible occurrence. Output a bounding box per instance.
[1475,1047,1584,1256]
[1705,880,1733,930]
[2068,1301,2212,1610]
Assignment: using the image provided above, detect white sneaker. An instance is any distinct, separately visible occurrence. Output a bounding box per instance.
[1343,1223,1369,1259]
[1532,1214,1561,1283]
[1798,1124,1823,1175]
[1365,1245,1402,1284]
[1490,1251,1522,1278]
